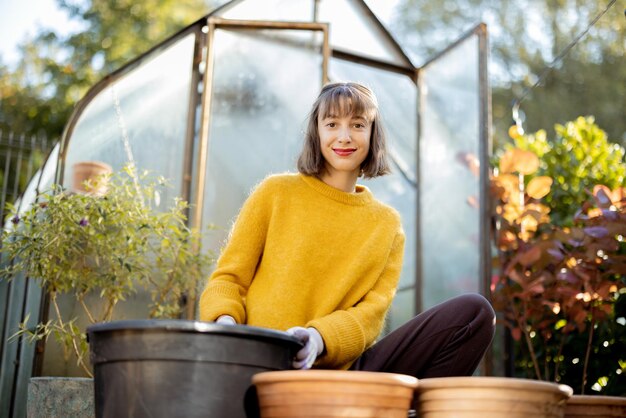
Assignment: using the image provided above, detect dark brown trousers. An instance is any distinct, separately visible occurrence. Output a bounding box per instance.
[349,293,496,410]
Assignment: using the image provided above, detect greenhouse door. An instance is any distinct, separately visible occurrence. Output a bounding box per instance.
[416,24,491,313]
[191,19,328,307]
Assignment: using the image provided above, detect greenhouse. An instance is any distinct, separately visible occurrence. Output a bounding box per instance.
[0,0,489,415]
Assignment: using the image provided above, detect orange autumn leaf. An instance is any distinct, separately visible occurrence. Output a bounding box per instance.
[611,187,625,208]
[587,208,603,218]
[527,176,552,199]
[518,230,535,242]
[508,124,523,139]
[499,149,517,174]
[498,230,518,251]
[513,149,540,175]
[494,174,520,201]
[526,203,550,214]
[502,202,523,223]
[520,214,539,232]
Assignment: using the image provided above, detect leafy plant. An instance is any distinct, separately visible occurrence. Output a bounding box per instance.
[491,140,626,395]
[0,166,214,376]
[507,116,626,226]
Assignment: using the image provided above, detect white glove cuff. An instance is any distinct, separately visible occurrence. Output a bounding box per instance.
[307,327,324,356]
[216,314,236,325]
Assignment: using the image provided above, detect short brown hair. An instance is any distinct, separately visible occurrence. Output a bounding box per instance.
[297,82,391,179]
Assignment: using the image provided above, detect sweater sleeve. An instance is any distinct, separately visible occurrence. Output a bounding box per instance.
[306,230,405,368]
[198,180,272,323]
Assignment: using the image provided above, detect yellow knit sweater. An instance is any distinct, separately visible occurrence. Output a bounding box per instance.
[198,173,405,369]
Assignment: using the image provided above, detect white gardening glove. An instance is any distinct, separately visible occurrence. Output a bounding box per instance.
[215,314,236,325]
[286,326,324,370]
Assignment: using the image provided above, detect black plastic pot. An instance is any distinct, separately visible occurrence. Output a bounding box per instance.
[87,319,302,418]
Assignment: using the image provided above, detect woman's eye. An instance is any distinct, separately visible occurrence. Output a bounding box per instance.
[327,123,336,128]
[354,123,364,129]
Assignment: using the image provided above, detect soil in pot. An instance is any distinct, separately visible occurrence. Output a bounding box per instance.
[416,376,573,418]
[252,369,418,418]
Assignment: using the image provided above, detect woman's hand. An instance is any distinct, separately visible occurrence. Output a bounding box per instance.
[286,327,324,369]
[215,315,236,325]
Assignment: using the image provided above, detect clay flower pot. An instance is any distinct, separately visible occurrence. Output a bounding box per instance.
[252,370,418,418]
[72,161,113,196]
[416,376,573,418]
[565,395,626,417]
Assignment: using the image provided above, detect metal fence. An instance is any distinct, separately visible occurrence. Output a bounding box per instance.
[0,131,56,224]
[0,131,56,418]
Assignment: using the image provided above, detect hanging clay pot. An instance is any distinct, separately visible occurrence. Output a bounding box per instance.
[252,370,418,418]
[565,394,626,418]
[72,161,113,196]
[416,376,573,418]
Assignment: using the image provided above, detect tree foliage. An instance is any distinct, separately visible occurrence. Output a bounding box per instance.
[0,0,220,139]
[392,0,626,146]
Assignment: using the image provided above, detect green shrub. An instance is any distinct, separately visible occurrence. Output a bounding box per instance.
[508,116,626,226]
[1,166,214,376]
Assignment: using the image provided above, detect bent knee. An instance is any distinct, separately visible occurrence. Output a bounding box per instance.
[458,293,493,312]
[456,293,496,330]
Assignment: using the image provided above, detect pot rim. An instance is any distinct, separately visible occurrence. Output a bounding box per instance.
[29,377,93,382]
[416,376,572,397]
[72,161,113,170]
[252,370,418,388]
[568,394,626,405]
[86,319,302,347]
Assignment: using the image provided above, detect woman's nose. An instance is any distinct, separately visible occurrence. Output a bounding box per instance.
[338,126,351,142]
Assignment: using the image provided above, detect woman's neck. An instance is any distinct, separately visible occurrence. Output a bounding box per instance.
[319,170,359,193]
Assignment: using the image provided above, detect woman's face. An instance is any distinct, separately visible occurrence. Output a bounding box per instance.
[317,113,371,179]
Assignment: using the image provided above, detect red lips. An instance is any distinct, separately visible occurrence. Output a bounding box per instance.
[333,148,357,156]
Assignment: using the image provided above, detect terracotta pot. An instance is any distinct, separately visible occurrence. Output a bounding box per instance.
[565,394,626,417]
[252,370,418,418]
[72,161,113,196]
[416,376,573,418]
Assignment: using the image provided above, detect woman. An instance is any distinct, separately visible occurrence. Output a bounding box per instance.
[199,82,494,378]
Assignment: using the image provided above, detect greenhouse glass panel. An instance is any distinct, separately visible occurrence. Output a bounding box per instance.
[329,58,417,328]
[219,0,314,21]
[419,35,481,309]
[202,27,323,251]
[62,33,196,205]
[317,0,409,66]
[387,288,415,332]
[44,34,196,376]
[217,0,409,67]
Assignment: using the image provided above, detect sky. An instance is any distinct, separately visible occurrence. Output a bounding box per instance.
[0,0,82,65]
[0,0,400,67]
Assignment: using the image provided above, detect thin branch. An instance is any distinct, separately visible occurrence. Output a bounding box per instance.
[78,294,96,324]
[514,299,542,380]
[581,314,596,394]
[52,294,92,377]
[554,331,567,381]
